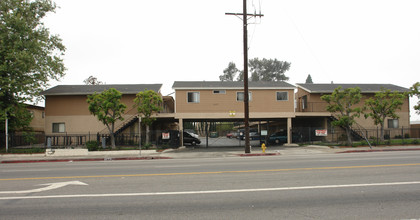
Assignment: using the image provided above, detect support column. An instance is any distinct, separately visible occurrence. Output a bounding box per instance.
[179,118,184,147]
[287,117,292,144]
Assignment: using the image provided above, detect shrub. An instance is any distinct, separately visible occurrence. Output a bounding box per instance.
[86,141,99,151]
[0,148,45,154]
[394,135,403,139]
[412,139,419,145]
[404,133,410,139]
[142,143,152,150]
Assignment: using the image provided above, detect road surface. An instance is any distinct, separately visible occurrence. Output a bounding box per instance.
[1,151,420,219]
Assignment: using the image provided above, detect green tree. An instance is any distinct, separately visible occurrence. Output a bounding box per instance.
[134,89,163,144]
[305,74,313,83]
[83,76,103,85]
[321,87,363,145]
[219,62,238,81]
[220,58,291,82]
[87,88,126,148]
[0,0,66,132]
[410,82,420,114]
[364,88,406,141]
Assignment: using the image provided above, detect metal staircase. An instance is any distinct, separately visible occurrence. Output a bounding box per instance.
[98,107,139,135]
[328,116,364,141]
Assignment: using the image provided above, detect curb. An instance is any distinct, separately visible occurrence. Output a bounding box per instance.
[337,148,420,153]
[0,156,172,164]
[238,153,281,157]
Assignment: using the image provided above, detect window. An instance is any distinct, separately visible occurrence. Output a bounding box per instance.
[302,95,307,109]
[187,92,200,103]
[213,90,226,94]
[52,123,65,133]
[237,92,252,101]
[276,91,289,101]
[388,119,399,128]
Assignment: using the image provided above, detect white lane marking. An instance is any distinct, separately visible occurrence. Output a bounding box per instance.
[1,181,419,200]
[0,181,88,194]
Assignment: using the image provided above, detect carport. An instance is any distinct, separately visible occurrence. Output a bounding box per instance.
[177,117,293,148]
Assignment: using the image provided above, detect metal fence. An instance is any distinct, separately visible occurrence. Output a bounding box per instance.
[291,127,420,145]
[1,127,420,149]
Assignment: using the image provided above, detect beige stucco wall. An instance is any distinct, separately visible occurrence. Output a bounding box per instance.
[27,106,45,132]
[175,89,295,114]
[45,95,138,116]
[295,88,411,129]
[45,115,107,135]
[44,93,175,135]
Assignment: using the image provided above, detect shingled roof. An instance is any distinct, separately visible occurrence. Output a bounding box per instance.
[296,83,409,93]
[41,84,162,96]
[172,81,295,89]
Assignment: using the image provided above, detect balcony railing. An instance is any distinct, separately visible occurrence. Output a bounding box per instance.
[296,102,329,112]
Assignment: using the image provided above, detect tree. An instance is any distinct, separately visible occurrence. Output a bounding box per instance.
[84,76,103,85]
[364,88,406,141]
[220,58,291,82]
[134,89,163,144]
[410,82,420,115]
[0,0,65,132]
[219,62,238,81]
[87,88,126,148]
[321,87,363,145]
[305,74,313,83]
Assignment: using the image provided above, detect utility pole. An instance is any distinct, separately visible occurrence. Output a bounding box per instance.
[226,1,263,153]
[5,110,8,152]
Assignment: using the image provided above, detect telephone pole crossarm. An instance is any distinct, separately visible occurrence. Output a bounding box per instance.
[225,12,264,17]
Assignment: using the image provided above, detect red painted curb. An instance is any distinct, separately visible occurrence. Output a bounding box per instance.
[239,153,280,157]
[0,156,172,164]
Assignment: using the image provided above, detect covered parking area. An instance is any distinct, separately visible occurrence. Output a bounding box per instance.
[177,116,294,148]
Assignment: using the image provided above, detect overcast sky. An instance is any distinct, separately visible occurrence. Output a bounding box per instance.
[44,0,420,121]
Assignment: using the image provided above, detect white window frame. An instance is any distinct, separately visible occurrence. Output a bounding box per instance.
[52,123,66,133]
[236,92,252,102]
[187,92,200,103]
[276,91,289,101]
[388,119,399,128]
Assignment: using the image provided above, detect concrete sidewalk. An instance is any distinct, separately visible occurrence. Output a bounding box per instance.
[1,145,420,163]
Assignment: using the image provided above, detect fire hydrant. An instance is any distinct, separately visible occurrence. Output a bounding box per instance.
[261,142,267,154]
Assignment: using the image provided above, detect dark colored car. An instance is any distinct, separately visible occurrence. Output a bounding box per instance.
[268,132,287,144]
[183,131,201,146]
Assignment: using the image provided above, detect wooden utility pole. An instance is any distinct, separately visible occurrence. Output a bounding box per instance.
[226,1,263,153]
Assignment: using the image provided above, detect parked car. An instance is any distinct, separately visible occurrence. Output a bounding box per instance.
[268,132,287,144]
[226,132,238,139]
[183,131,201,146]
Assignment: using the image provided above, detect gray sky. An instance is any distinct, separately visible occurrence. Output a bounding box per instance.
[44,0,420,121]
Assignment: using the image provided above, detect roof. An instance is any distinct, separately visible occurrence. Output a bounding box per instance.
[41,84,163,96]
[172,81,296,90]
[296,83,409,93]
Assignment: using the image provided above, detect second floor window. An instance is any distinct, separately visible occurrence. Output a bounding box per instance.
[276,91,289,101]
[237,92,252,101]
[187,92,200,103]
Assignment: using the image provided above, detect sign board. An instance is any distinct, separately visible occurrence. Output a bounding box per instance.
[315,129,328,136]
[229,111,236,117]
[261,130,267,136]
[162,132,170,140]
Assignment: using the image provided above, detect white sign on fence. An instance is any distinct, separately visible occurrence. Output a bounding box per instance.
[315,129,328,136]
[162,132,170,140]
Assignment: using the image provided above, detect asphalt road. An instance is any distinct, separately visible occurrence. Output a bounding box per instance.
[1,151,420,219]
